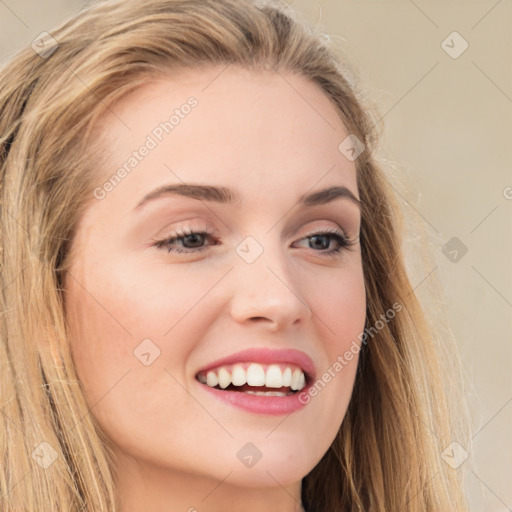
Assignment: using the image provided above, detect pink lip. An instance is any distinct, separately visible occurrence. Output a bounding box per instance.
[196,347,316,380]
[199,384,313,415]
[195,348,316,416]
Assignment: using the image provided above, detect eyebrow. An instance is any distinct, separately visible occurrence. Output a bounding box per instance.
[134,183,362,211]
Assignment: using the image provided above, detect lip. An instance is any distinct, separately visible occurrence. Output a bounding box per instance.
[199,384,313,415]
[195,347,316,416]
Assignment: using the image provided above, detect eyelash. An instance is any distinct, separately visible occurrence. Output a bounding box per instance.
[152,225,357,257]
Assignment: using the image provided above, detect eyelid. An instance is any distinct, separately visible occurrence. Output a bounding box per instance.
[300,225,347,238]
[151,223,215,247]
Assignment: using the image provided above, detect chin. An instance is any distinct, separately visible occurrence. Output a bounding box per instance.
[222,462,312,489]
[206,441,320,489]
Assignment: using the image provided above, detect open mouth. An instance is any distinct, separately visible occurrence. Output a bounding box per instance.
[203,383,296,396]
[196,362,308,397]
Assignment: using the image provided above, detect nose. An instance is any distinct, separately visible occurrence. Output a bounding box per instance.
[228,244,312,332]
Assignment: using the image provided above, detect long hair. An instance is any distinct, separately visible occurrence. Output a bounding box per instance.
[0,0,470,510]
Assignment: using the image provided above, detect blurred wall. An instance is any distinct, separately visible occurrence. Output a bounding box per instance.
[1,0,511,510]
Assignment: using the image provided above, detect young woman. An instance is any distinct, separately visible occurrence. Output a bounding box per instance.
[0,0,470,510]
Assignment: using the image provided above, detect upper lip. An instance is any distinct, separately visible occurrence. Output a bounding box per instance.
[196,347,316,382]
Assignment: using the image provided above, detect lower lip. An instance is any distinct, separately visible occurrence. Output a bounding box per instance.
[199,383,311,415]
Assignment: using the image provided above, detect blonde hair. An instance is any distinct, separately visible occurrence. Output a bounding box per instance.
[0,0,470,510]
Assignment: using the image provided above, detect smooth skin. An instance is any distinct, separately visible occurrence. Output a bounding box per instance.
[63,65,366,512]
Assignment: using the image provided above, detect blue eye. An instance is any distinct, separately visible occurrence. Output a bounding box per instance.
[293,229,357,256]
[153,226,217,254]
[153,226,356,255]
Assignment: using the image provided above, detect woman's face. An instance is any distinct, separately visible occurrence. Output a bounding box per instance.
[64,66,366,498]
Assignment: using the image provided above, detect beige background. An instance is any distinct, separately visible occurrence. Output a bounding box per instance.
[1,0,511,510]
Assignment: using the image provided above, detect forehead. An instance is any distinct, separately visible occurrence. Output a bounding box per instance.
[90,65,358,211]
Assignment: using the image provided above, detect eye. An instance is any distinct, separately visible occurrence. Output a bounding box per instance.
[152,226,218,254]
[293,228,357,256]
[152,225,357,256]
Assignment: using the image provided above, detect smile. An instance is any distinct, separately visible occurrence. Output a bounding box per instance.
[196,362,307,396]
[194,348,315,414]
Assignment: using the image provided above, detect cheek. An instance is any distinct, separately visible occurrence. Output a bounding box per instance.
[307,259,366,352]
[65,253,221,355]
[63,265,218,460]
[63,257,225,423]
[299,261,366,421]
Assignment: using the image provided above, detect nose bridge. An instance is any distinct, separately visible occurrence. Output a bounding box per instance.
[229,233,311,329]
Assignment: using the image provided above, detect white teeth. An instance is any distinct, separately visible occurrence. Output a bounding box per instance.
[231,364,247,386]
[206,371,218,387]
[244,390,289,396]
[199,362,307,392]
[290,368,302,391]
[282,367,292,387]
[298,372,305,390]
[265,364,283,388]
[218,367,231,389]
[246,363,266,386]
